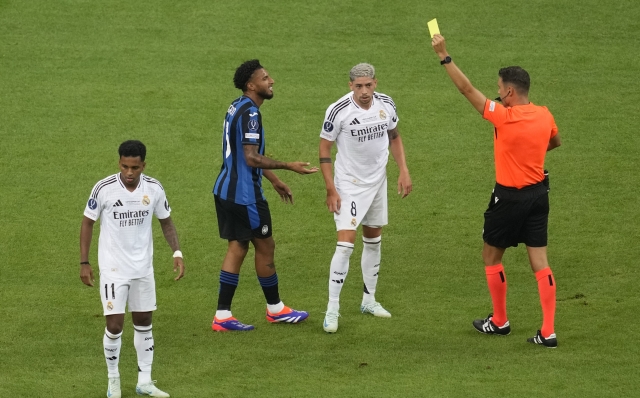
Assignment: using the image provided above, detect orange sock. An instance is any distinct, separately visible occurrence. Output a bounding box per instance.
[485,264,507,326]
[535,267,556,337]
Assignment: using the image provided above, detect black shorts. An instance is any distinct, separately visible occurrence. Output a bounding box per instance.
[482,182,549,248]
[214,195,273,241]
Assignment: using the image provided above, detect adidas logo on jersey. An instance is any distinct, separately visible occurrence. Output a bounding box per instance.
[349,118,361,125]
[113,200,123,207]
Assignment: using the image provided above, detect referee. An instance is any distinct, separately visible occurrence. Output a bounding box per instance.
[431,35,562,348]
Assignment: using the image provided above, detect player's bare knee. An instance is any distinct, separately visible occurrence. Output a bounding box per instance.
[105,316,124,335]
[253,236,275,256]
[230,240,250,254]
[132,311,153,327]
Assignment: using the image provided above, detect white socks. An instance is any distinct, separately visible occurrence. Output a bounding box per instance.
[361,236,382,305]
[328,242,354,311]
[267,301,285,314]
[215,310,233,319]
[133,324,153,385]
[104,329,122,378]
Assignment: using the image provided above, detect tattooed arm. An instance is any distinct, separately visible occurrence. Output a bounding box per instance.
[243,145,318,174]
[159,216,185,280]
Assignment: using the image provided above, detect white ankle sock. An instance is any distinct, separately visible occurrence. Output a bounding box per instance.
[267,301,285,314]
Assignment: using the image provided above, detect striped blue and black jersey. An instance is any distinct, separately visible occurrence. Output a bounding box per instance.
[213,96,266,205]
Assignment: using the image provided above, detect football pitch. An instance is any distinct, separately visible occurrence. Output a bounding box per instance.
[1,0,639,396]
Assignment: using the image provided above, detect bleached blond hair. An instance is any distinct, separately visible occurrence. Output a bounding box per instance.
[349,63,375,81]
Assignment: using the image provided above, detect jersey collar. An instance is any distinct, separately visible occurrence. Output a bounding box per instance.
[117,173,143,191]
[349,92,375,109]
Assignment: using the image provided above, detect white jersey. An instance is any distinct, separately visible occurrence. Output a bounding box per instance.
[83,173,171,280]
[320,91,399,186]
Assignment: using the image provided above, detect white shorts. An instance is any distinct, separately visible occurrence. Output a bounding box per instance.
[99,272,157,315]
[334,177,388,231]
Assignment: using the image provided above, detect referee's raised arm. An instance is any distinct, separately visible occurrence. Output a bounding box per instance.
[431,34,487,115]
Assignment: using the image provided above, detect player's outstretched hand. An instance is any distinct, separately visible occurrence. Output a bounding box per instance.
[398,171,413,198]
[288,162,319,175]
[272,180,294,204]
[326,188,342,214]
[80,264,94,287]
[173,257,185,281]
[431,34,447,56]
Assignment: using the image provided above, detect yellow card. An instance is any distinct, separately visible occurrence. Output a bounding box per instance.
[427,18,440,38]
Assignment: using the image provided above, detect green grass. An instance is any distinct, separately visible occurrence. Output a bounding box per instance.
[1,0,639,396]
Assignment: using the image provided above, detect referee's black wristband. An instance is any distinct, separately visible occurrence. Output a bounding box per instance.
[80,261,90,265]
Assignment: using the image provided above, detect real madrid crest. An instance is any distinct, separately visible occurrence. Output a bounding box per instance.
[351,218,357,226]
[142,195,150,206]
[379,109,387,120]
[107,302,114,311]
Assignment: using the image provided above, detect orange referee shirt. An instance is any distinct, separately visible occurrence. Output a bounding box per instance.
[483,99,558,189]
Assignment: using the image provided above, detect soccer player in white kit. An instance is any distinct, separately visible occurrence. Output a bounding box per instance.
[319,63,412,333]
[79,140,185,398]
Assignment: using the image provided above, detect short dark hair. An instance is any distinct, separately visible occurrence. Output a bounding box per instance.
[118,140,146,161]
[233,59,263,91]
[498,66,530,94]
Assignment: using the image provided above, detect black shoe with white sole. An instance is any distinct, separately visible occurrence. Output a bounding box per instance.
[472,313,511,335]
[527,330,558,348]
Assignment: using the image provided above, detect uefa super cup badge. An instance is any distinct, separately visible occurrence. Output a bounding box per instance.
[379,110,387,120]
[142,195,150,206]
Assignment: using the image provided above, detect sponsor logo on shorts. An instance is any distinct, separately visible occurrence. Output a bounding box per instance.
[323,121,334,132]
[142,195,150,206]
[351,218,357,226]
[331,279,344,284]
[248,119,259,131]
[88,199,97,210]
[261,225,269,235]
[107,302,113,311]
[379,110,387,120]
[495,196,499,204]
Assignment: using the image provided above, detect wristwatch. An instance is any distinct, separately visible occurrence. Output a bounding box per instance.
[440,56,452,65]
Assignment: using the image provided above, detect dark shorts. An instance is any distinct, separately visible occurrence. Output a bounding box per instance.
[214,195,273,241]
[482,182,549,248]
